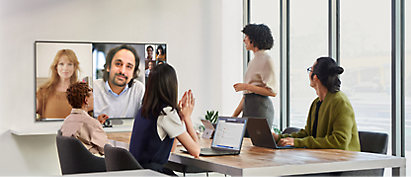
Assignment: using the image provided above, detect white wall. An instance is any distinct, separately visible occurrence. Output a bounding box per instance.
[0,0,243,175]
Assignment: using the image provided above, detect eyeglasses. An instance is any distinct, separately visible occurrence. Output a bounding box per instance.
[307,66,312,73]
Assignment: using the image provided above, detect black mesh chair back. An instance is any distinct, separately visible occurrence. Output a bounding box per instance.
[282,127,301,134]
[104,144,143,172]
[56,130,106,175]
[359,131,388,154]
[340,131,388,176]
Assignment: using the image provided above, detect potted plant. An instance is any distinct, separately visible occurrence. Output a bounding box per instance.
[204,110,218,126]
[200,110,219,139]
[273,124,282,134]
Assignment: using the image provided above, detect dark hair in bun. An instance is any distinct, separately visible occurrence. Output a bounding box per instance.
[311,57,344,93]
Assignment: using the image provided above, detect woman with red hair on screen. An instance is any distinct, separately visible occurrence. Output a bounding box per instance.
[36,49,81,120]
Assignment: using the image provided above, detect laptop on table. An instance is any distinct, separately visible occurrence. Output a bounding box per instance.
[247,117,297,149]
[182,117,248,156]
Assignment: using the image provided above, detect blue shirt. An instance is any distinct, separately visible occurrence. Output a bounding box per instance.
[105,81,129,97]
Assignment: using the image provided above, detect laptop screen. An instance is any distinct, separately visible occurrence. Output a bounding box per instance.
[211,117,248,151]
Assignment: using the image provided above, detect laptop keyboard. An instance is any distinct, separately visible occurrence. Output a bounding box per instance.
[200,148,239,155]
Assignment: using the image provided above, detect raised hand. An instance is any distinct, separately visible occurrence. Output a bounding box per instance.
[179,90,195,121]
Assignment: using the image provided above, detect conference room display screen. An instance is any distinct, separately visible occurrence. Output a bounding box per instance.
[35,41,166,122]
[91,43,166,120]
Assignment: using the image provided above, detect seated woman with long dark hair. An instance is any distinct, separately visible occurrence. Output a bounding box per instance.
[61,82,110,156]
[129,63,200,176]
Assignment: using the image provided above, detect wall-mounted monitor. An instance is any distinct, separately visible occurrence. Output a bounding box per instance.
[35,41,166,123]
[91,43,166,124]
[35,41,93,122]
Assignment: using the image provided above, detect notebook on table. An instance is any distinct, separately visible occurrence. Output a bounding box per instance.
[247,117,297,149]
[182,117,248,156]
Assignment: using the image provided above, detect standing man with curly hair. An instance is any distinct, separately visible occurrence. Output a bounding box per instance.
[232,24,278,133]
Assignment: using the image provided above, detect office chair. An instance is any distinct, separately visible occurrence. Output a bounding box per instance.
[282,127,301,134]
[104,144,143,172]
[56,130,106,175]
[164,161,211,177]
[340,131,388,176]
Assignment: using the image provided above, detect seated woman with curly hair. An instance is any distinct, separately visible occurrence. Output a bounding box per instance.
[61,82,110,156]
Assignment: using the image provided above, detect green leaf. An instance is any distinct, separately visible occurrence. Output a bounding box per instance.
[211,111,218,123]
[205,110,219,123]
[272,125,282,134]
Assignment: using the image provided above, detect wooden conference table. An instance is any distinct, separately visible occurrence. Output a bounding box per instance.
[107,132,406,176]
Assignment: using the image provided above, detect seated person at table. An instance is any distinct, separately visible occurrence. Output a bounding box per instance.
[93,44,145,118]
[61,82,110,156]
[273,57,360,151]
[129,64,200,176]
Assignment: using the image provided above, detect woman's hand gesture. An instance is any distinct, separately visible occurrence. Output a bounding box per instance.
[178,90,195,121]
[97,114,108,124]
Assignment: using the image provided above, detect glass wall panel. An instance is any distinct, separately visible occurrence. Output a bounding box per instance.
[289,0,328,128]
[340,0,391,174]
[250,0,281,130]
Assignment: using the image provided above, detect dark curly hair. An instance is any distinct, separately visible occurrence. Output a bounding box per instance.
[66,82,92,109]
[311,57,344,93]
[242,23,274,50]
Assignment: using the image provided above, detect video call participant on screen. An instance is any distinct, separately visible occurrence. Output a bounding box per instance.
[273,57,360,151]
[232,24,278,132]
[61,82,110,156]
[156,45,166,62]
[145,61,154,77]
[129,64,200,176]
[94,44,145,118]
[145,45,155,70]
[37,49,81,120]
[145,61,154,85]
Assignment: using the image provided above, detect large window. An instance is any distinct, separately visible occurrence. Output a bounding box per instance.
[246,0,408,175]
[289,0,328,128]
[250,0,281,129]
[340,0,391,133]
[340,0,392,174]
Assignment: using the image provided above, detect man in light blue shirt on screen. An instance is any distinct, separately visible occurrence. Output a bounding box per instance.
[94,44,144,118]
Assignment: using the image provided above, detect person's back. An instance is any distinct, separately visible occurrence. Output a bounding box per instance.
[129,108,175,165]
[128,64,200,176]
[61,109,109,155]
[61,82,110,156]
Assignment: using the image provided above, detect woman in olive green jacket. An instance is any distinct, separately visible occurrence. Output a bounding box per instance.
[274,57,360,151]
